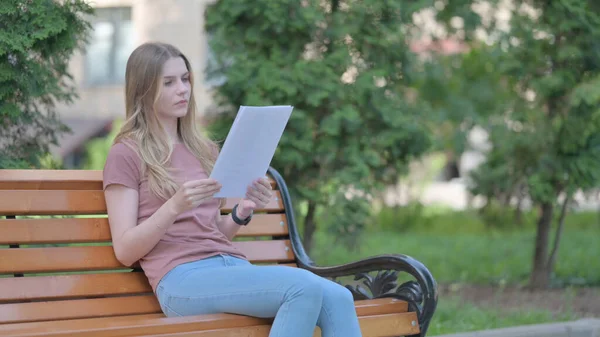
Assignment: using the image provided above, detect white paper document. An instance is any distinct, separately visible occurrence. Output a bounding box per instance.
[210,105,293,198]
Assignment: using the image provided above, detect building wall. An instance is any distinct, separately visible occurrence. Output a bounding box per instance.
[56,0,218,121]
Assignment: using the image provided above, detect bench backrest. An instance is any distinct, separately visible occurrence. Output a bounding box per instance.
[0,169,296,325]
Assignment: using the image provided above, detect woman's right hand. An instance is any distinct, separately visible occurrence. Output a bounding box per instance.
[169,178,222,214]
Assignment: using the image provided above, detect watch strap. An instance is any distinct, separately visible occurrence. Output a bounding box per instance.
[232,204,252,226]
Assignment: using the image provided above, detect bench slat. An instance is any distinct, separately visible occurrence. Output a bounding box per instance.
[0,218,112,244]
[221,192,283,213]
[0,240,294,274]
[0,272,152,302]
[0,190,107,215]
[235,214,288,237]
[0,170,278,191]
[0,297,410,328]
[0,170,103,190]
[0,294,161,324]
[1,313,419,337]
[0,263,300,303]
[0,191,284,216]
[0,215,288,244]
[141,313,419,337]
[0,246,124,273]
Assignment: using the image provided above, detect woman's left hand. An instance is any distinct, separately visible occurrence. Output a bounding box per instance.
[237,178,273,218]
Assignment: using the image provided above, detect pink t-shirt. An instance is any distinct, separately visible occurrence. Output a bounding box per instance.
[102,141,247,292]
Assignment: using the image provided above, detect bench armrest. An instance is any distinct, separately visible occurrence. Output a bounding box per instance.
[300,254,437,337]
[267,167,438,337]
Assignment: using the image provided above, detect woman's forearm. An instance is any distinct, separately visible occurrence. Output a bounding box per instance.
[116,199,179,266]
[217,213,243,240]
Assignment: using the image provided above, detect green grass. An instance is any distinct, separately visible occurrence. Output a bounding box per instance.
[310,204,600,287]
[312,229,600,287]
[428,297,577,336]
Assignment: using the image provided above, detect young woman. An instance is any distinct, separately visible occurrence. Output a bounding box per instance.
[102,42,362,337]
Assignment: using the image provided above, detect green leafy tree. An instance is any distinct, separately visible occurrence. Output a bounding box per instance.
[413,44,512,181]
[205,1,433,251]
[0,0,92,168]
[437,0,600,289]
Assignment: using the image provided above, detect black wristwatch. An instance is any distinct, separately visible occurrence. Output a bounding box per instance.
[232,204,252,226]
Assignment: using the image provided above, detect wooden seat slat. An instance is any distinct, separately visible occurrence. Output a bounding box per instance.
[0,215,288,245]
[0,170,277,191]
[0,294,161,324]
[0,272,152,302]
[0,190,107,215]
[140,313,419,337]
[1,313,418,337]
[0,240,294,274]
[269,263,297,267]
[0,218,112,244]
[0,170,103,191]
[0,246,125,274]
[0,263,299,303]
[235,214,288,237]
[220,194,284,213]
[0,191,284,216]
[0,298,410,332]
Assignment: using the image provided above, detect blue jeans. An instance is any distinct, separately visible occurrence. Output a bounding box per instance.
[156,254,362,337]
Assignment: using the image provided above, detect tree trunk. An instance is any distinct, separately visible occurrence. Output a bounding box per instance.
[514,197,523,225]
[442,151,460,181]
[514,183,526,226]
[530,202,554,289]
[548,194,571,276]
[303,200,318,254]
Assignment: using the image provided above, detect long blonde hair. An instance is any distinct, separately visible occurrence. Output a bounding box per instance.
[114,42,218,201]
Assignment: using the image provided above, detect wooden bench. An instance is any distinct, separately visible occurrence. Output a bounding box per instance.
[0,167,438,337]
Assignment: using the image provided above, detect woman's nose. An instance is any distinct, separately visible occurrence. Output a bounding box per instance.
[177,80,188,94]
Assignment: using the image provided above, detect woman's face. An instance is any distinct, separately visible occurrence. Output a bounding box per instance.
[155,57,191,120]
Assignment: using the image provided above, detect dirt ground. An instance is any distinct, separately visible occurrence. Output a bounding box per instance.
[438,283,600,318]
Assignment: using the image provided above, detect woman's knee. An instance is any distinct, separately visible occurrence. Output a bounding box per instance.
[285,268,324,301]
[316,281,361,336]
[324,282,355,307]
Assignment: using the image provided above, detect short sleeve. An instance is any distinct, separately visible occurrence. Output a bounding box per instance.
[103,142,142,190]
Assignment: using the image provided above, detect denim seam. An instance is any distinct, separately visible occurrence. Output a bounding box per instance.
[320,303,335,337]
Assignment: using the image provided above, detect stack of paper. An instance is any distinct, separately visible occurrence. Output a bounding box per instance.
[210,105,294,198]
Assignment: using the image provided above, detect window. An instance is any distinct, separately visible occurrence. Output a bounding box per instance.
[85,7,134,86]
